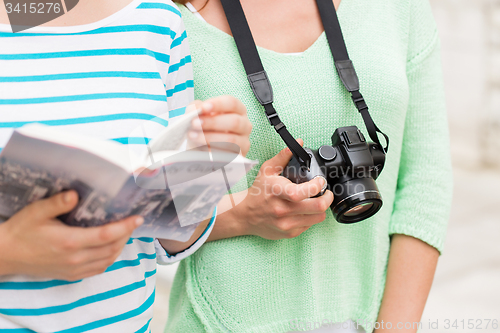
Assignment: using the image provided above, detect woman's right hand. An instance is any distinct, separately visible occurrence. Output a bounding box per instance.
[0,191,143,281]
[209,142,334,241]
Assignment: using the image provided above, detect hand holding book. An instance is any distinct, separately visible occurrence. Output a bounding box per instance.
[0,190,143,280]
[187,96,252,156]
[0,95,255,279]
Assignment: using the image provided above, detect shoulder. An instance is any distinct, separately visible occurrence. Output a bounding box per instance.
[406,0,439,62]
[135,0,185,33]
[354,0,438,64]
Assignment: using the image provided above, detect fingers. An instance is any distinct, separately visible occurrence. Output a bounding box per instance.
[261,213,328,240]
[81,237,130,264]
[62,257,118,281]
[261,147,294,176]
[199,95,247,116]
[190,131,250,156]
[269,190,332,217]
[277,177,328,202]
[187,100,203,112]
[285,191,334,215]
[28,190,79,219]
[192,113,252,136]
[65,215,143,248]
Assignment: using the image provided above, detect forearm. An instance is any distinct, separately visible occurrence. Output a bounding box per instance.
[206,191,249,242]
[0,223,15,276]
[158,218,210,254]
[374,234,439,332]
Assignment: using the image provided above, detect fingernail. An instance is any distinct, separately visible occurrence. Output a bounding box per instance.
[189,131,198,139]
[202,102,214,113]
[63,191,73,203]
[285,147,290,153]
[318,177,326,187]
[192,118,203,129]
[135,217,144,227]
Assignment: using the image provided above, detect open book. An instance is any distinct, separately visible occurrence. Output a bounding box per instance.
[0,112,256,241]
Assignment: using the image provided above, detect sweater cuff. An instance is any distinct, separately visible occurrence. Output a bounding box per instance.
[388,206,450,254]
[155,207,216,265]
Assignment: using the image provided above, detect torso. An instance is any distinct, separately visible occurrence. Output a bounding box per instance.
[188,0,341,53]
[0,1,191,330]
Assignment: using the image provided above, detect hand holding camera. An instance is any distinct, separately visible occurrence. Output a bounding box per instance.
[233,141,334,240]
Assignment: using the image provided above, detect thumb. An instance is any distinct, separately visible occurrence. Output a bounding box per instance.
[263,139,304,176]
[29,190,79,220]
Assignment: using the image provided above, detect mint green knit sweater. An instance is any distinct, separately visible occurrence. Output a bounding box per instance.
[167,1,452,332]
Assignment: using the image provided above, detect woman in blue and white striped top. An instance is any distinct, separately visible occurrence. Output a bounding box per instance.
[0,0,252,331]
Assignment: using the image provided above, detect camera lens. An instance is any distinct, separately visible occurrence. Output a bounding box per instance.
[330,177,382,223]
[343,202,374,217]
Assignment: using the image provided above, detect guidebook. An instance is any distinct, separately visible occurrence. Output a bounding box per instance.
[0,112,255,241]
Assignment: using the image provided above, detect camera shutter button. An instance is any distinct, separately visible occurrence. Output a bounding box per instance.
[318,145,337,161]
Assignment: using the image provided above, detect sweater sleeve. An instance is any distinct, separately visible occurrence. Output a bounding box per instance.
[388,0,453,254]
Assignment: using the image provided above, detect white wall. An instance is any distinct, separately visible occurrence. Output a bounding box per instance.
[431,0,500,169]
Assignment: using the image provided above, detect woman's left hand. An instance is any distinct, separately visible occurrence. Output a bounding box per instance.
[188,95,252,156]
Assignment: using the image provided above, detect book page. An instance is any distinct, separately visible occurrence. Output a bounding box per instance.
[121,148,257,241]
[148,107,202,153]
[0,131,131,224]
[125,107,203,167]
[17,123,139,172]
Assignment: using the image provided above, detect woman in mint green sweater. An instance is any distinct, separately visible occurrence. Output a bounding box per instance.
[168,0,453,332]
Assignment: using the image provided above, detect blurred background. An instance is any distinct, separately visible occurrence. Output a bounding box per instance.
[151,1,500,332]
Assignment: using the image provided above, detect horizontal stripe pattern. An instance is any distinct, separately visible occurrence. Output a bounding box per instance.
[168,55,192,73]
[0,278,149,316]
[127,237,156,245]
[105,253,157,273]
[0,114,169,128]
[0,71,161,82]
[0,25,176,38]
[0,0,193,331]
[137,2,181,17]
[0,48,171,63]
[0,280,79,291]
[166,79,194,97]
[54,290,156,333]
[0,92,167,105]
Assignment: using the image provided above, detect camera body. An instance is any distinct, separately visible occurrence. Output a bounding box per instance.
[283,126,386,223]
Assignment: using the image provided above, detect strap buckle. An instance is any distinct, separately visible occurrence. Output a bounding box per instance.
[352,95,368,111]
[266,111,279,125]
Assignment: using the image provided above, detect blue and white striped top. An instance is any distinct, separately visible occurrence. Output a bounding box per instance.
[0,1,213,331]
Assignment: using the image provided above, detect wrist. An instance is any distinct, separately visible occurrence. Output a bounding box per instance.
[159,217,210,255]
[207,192,252,241]
[0,222,17,276]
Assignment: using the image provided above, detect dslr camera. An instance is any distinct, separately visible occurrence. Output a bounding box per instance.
[283,126,386,223]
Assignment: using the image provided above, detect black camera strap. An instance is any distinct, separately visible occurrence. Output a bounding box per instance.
[315,0,389,153]
[219,0,312,169]
[220,0,389,167]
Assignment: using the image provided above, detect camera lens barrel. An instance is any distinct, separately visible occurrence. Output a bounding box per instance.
[282,126,386,223]
[329,177,382,223]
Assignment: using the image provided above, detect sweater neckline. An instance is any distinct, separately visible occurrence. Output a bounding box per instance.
[180,1,348,58]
